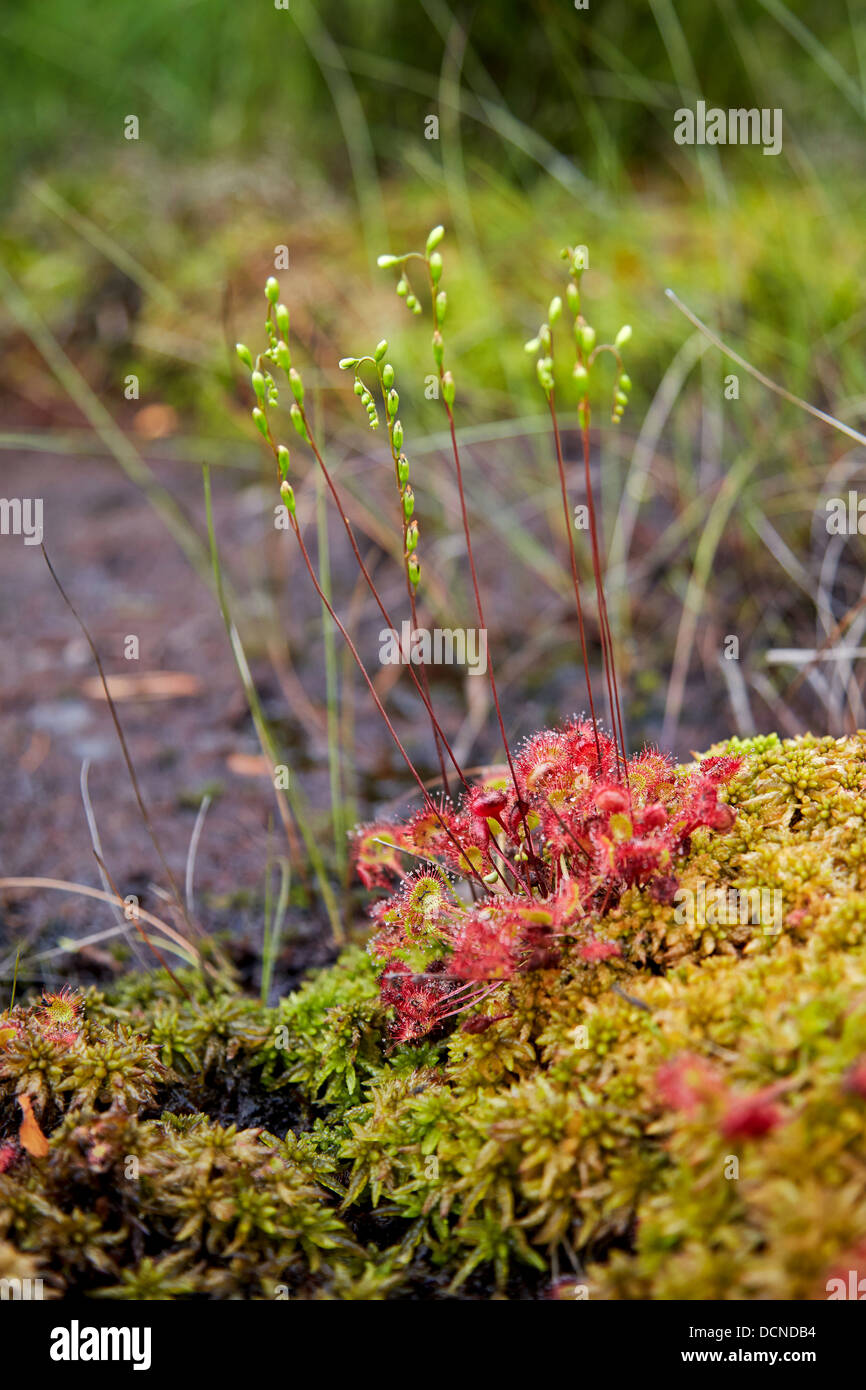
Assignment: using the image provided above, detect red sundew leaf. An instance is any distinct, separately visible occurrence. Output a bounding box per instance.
[720,1089,784,1140]
[352,822,405,888]
[595,786,630,815]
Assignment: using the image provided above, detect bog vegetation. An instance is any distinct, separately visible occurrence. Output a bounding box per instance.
[2,233,866,1299]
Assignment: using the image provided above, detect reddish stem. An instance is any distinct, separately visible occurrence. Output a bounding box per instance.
[579,399,629,781]
[299,406,471,797]
[547,390,602,768]
[287,513,492,892]
[440,396,540,897]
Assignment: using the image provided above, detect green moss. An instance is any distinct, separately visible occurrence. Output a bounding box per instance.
[3,733,866,1298]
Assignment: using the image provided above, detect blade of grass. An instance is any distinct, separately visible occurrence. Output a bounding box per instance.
[315,469,347,882]
[9,948,22,1008]
[184,793,212,918]
[261,857,291,1005]
[665,288,866,449]
[42,544,204,953]
[0,878,200,969]
[28,179,176,308]
[290,0,386,265]
[756,0,866,117]
[202,462,344,944]
[661,448,761,747]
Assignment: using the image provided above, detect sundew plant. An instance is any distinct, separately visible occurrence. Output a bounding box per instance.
[237,231,742,1044]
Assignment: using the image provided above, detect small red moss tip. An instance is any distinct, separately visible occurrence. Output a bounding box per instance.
[842,1057,866,1099]
[655,1053,724,1115]
[0,1142,19,1173]
[579,938,623,963]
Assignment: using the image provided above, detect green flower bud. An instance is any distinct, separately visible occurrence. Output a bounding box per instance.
[251,371,266,404]
[280,480,296,514]
[572,246,588,273]
[442,372,455,407]
[524,336,541,355]
[387,389,399,418]
[436,291,447,323]
[536,357,555,394]
[405,518,418,551]
[393,419,404,450]
[252,407,269,438]
[406,294,418,311]
[614,324,632,348]
[276,304,290,339]
[432,332,444,368]
[382,363,395,389]
[619,373,632,392]
[276,341,291,373]
[398,454,410,487]
[403,485,415,519]
[425,225,445,255]
[361,389,372,406]
[573,363,589,387]
[566,283,580,315]
[277,444,290,479]
[339,357,359,371]
[407,553,420,587]
[289,368,304,404]
[236,343,253,368]
[353,379,364,397]
[374,339,388,362]
[579,324,596,354]
[290,403,309,441]
[549,296,563,324]
[397,277,409,298]
[265,276,280,304]
[615,389,629,406]
[377,253,400,268]
[429,252,443,285]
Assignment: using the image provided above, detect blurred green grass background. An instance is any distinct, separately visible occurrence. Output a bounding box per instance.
[1,0,865,757]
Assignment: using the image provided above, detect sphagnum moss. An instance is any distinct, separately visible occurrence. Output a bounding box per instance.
[2,732,866,1298]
